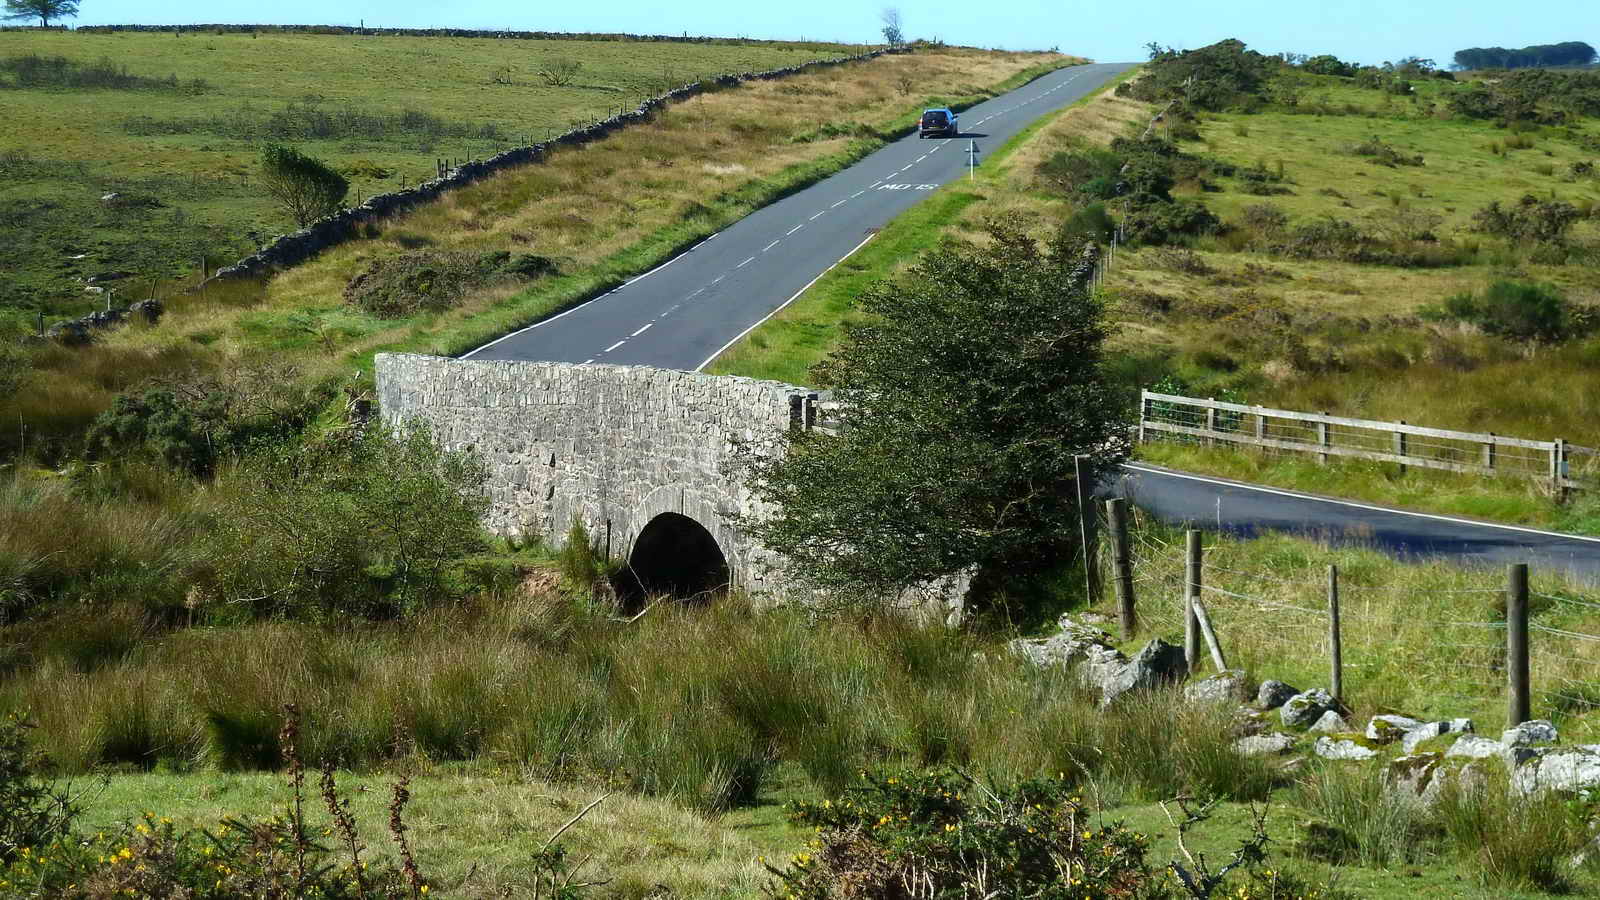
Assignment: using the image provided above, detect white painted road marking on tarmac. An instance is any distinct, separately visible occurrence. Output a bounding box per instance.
[762,239,780,251]
[786,224,804,235]
[1121,463,1600,544]
[830,199,846,208]
[695,231,879,373]
[710,275,725,284]
[630,323,651,337]
[582,358,594,364]
[603,340,625,353]
[736,256,755,268]
[809,211,825,220]
[851,190,865,198]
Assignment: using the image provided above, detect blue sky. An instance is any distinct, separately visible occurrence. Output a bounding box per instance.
[56,0,1599,67]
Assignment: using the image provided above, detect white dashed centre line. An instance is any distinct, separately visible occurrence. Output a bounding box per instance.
[916,154,927,162]
[851,190,865,198]
[711,275,725,284]
[603,340,625,353]
[830,199,846,208]
[630,323,652,337]
[899,165,913,172]
[763,239,780,251]
[786,224,804,235]
[809,211,825,220]
[736,256,755,268]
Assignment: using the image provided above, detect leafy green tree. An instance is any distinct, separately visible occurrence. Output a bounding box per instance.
[1,0,78,27]
[741,224,1127,608]
[259,143,349,228]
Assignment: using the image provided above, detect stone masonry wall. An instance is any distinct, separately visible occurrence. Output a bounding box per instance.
[374,353,813,596]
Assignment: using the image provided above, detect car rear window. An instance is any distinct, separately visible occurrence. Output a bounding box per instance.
[923,111,947,125]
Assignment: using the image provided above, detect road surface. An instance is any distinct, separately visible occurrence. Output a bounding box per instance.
[464,61,1135,369]
[1118,463,1600,583]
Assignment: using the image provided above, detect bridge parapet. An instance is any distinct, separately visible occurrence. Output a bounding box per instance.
[374,353,816,595]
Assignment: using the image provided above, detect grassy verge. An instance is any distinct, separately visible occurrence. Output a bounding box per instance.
[71,768,796,897]
[707,66,1142,383]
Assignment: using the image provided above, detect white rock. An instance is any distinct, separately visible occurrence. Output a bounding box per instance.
[1309,710,1351,733]
[1401,719,1474,755]
[1235,732,1297,756]
[1366,714,1423,744]
[1314,736,1377,760]
[1511,747,1600,796]
[1446,735,1504,759]
[1280,688,1336,729]
[1502,719,1559,747]
[1184,670,1250,705]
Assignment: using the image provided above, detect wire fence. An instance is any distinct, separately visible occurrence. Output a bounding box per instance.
[1107,506,1600,726]
[1137,391,1593,496]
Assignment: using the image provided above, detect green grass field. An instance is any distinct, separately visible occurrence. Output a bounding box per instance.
[0,30,854,321]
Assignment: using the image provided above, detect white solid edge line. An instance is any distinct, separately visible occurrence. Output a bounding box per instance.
[1120,463,1600,545]
[694,232,877,372]
[461,230,719,357]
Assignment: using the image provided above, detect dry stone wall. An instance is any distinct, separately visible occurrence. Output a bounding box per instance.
[209,49,893,282]
[374,353,815,596]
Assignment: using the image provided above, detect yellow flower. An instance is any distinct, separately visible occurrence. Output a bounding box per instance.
[420,887,429,895]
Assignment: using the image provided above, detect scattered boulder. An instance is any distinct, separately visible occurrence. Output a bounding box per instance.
[1446,735,1504,759]
[1503,719,1558,747]
[1386,753,1485,810]
[1309,710,1351,733]
[1511,746,1600,796]
[45,320,91,346]
[1314,734,1378,760]
[99,192,122,205]
[86,270,133,284]
[1401,719,1474,755]
[1094,638,1187,706]
[1366,714,1423,745]
[1256,680,1298,710]
[1232,707,1270,738]
[1183,670,1250,706]
[1235,732,1297,756]
[130,299,163,325]
[1009,617,1117,668]
[1280,688,1337,729]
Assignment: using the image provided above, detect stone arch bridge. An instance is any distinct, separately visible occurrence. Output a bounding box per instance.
[375,353,827,599]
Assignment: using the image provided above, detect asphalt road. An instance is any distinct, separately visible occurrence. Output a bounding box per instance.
[463,61,1136,369]
[456,57,1600,581]
[1118,463,1600,584]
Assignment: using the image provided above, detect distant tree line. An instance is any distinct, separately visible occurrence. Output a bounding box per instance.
[1453,41,1597,71]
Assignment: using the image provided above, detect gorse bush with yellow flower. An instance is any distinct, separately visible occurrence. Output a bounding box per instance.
[765,768,1159,898]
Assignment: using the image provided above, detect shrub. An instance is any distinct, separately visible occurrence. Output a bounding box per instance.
[1059,202,1115,245]
[259,143,348,228]
[1471,194,1582,243]
[1342,136,1425,167]
[1421,281,1570,342]
[767,769,1159,897]
[343,250,508,319]
[202,422,489,620]
[0,714,79,866]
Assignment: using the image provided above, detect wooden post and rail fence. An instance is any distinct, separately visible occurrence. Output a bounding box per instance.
[1137,390,1592,499]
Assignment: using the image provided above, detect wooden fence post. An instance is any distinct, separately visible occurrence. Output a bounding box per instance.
[1507,562,1530,727]
[1394,421,1407,475]
[1318,412,1331,465]
[1184,530,1202,672]
[1106,498,1135,640]
[1483,433,1496,472]
[1552,439,1568,503]
[1328,565,1343,704]
[1074,455,1101,605]
[1205,399,1218,446]
[1254,411,1265,442]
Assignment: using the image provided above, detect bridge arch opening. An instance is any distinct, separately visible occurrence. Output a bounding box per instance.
[618,512,730,606]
